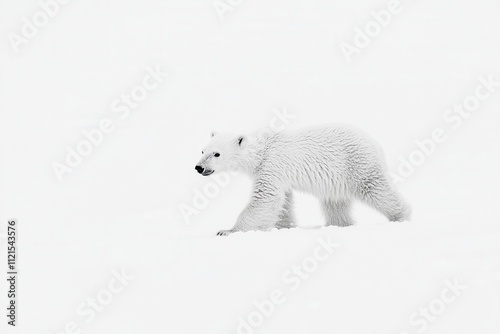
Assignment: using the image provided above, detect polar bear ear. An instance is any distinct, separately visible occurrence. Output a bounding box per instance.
[211,131,217,138]
[237,136,244,146]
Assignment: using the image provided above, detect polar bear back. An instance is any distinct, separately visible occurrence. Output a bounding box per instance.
[256,125,386,200]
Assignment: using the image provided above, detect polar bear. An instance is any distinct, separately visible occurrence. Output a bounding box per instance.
[195,125,411,236]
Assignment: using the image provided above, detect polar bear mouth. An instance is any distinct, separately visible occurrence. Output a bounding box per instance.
[202,169,214,176]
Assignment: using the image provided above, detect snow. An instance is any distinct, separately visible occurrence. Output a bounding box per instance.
[6,217,500,334]
[1,0,500,333]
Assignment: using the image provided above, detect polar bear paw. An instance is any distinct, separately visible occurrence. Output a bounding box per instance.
[216,229,235,236]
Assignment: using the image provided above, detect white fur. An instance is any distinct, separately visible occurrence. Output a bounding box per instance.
[196,125,411,236]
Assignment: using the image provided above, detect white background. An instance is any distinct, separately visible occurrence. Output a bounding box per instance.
[1,0,499,333]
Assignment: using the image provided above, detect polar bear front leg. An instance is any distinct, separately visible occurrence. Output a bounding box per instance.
[216,182,286,236]
[216,230,234,236]
[275,191,296,229]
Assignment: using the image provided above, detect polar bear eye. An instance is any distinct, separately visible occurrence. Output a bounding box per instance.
[214,153,220,157]
[201,151,204,154]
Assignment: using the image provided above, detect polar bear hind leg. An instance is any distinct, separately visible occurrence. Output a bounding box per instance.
[357,177,411,222]
[321,199,354,227]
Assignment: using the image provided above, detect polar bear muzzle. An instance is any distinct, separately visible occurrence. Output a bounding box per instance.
[195,165,214,176]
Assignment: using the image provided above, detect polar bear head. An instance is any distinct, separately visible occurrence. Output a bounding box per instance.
[195,132,246,176]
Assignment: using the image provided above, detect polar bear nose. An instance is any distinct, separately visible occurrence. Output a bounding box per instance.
[195,165,204,174]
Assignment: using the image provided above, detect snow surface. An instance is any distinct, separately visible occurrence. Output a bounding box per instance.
[1,0,500,333]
